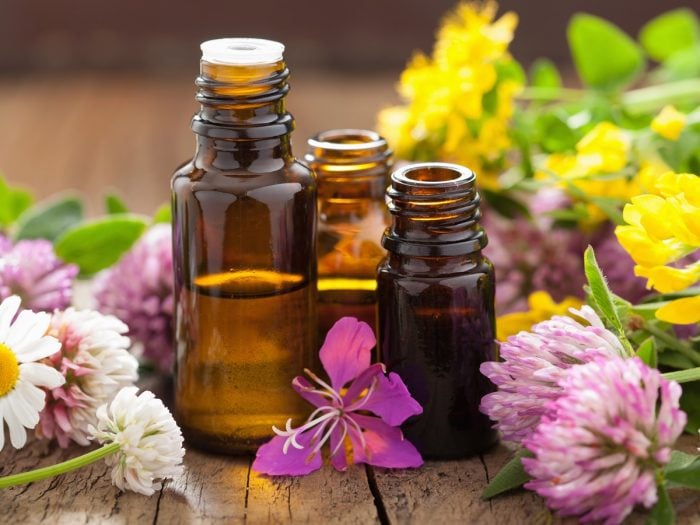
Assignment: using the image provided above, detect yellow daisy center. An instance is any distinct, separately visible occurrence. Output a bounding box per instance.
[0,343,20,397]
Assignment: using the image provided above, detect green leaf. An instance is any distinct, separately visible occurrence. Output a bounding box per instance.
[568,13,645,91]
[152,203,172,224]
[0,176,34,229]
[647,484,675,525]
[482,449,532,500]
[666,451,700,490]
[639,8,700,62]
[637,337,657,368]
[535,112,579,153]
[105,194,129,214]
[54,214,148,276]
[658,351,696,370]
[583,246,634,355]
[529,59,562,89]
[14,196,83,242]
[680,381,700,434]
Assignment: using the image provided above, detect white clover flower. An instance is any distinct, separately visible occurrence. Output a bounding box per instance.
[38,308,139,447]
[0,295,64,450]
[89,386,185,496]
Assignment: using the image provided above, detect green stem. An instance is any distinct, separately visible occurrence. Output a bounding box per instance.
[517,86,586,102]
[622,79,700,114]
[643,324,700,367]
[0,442,120,489]
[663,367,700,384]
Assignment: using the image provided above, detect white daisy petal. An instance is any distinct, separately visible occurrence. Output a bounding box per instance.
[7,386,41,428]
[5,310,50,348]
[14,336,61,363]
[6,401,29,449]
[0,409,5,450]
[0,295,21,342]
[19,363,65,389]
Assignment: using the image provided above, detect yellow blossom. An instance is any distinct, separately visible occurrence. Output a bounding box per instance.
[651,105,686,141]
[377,1,521,188]
[656,296,700,325]
[615,171,700,324]
[575,122,631,173]
[496,291,583,341]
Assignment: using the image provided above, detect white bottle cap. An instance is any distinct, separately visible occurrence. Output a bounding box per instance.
[200,38,285,65]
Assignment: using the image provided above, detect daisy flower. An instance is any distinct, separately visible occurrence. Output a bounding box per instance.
[37,308,139,447]
[0,295,64,450]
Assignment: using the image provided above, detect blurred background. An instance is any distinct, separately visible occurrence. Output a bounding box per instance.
[0,0,696,214]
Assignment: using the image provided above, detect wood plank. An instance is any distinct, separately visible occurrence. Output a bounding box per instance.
[247,464,378,524]
[0,438,158,524]
[154,449,249,524]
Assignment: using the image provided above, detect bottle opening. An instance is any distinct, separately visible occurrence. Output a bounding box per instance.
[395,162,474,186]
[308,129,386,151]
[200,38,285,65]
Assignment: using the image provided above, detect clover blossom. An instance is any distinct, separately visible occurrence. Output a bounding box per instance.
[253,317,423,476]
[94,224,174,371]
[37,308,139,447]
[523,357,686,525]
[89,386,185,495]
[0,238,78,312]
[480,305,625,443]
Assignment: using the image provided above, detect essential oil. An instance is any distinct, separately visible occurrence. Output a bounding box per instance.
[305,129,391,339]
[377,162,497,459]
[171,38,317,454]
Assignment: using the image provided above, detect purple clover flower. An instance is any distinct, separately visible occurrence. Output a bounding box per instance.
[253,317,423,476]
[0,238,78,312]
[93,224,173,372]
[523,357,686,525]
[480,305,626,443]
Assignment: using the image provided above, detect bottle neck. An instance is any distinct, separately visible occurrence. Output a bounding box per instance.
[382,163,487,257]
[192,60,294,166]
[305,129,392,202]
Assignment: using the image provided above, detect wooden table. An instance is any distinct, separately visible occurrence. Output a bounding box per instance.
[1,424,699,524]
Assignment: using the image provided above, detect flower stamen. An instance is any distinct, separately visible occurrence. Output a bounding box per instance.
[303,368,343,405]
[0,343,20,397]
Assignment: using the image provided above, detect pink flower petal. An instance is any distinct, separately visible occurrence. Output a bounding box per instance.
[252,433,323,476]
[292,376,333,408]
[343,363,384,403]
[348,414,423,469]
[319,317,375,390]
[329,425,348,472]
[353,372,423,426]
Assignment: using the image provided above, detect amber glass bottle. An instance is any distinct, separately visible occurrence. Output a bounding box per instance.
[377,162,497,459]
[171,38,317,454]
[305,129,391,339]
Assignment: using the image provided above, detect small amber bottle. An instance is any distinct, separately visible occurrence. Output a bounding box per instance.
[305,129,391,339]
[377,162,497,459]
[171,38,317,454]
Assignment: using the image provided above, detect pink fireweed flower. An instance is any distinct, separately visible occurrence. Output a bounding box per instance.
[93,224,173,372]
[253,317,423,476]
[37,308,139,447]
[523,357,686,525]
[0,239,78,312]
[480,305,626,443]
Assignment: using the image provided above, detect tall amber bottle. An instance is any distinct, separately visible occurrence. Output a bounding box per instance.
[171,38,317,454]
[305,129,391,338]
[377,162,497,459]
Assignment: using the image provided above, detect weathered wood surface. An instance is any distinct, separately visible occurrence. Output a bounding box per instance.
[2,434,699,524]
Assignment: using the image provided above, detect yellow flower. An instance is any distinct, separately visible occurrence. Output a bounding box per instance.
[576,122,631,173]
[377,1,521,188]
[651,105,686,141]
[496,291,583,341]
[615,171,700,324]
[656,296,700,325]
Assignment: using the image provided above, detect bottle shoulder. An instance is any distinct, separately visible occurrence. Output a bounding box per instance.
[378,255,493,280]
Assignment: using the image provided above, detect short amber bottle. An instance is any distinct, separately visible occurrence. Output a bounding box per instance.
[377,162,497,459]
[171,39,317,454]
[305,129,391,339]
